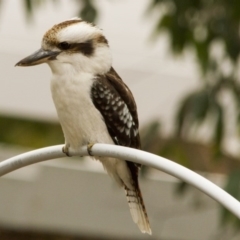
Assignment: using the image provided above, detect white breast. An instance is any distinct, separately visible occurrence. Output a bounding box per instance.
[50,70,114,150]
[49,65,132,189]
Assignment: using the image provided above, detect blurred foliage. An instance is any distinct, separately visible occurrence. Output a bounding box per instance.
[147,0,240,155]
[0,115,63,148]
[22,0,98,23]
[79,0,98,23]
[147,0,240,71]
[141,120,240,175]
[147,0,240,229]
[23,0,46,19]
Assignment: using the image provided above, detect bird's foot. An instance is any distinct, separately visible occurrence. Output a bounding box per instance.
[62,144,71,157]
[87,143,95,156]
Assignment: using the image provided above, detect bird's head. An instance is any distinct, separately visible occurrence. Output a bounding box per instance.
[16,18,112,74]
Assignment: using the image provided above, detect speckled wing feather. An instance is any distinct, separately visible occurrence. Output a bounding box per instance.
[91,67,151,234]
[91,67,140,150]
[91,67,141,180]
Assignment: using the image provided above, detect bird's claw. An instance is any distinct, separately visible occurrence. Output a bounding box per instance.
[62,145,71,157]
[87,143,95,156]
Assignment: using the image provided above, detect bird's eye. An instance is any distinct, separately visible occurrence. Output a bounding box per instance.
[59,42,71,50]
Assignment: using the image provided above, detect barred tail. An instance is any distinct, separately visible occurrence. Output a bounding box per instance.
[125,186,152,235]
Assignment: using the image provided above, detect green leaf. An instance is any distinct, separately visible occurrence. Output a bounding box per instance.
[175,93,195,135]
[78,0,98,23]
[194,41,209,74]
[141,121,161,151]
[23,0,33,18]
[22,0,46,21]
[158,14,173,30]
[176,89,210,135]
[212,100,224,152]
[0,115,63,148]
[190,90,210,121]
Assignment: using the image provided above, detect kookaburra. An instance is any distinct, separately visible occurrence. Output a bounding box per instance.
[16,18,151,234]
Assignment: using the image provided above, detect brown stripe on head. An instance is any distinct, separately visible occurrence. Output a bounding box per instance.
[42,19,83,47]
[54,19,83,30]
[96,35,108,45]
[70,40,94,56]
[41,18,109,58]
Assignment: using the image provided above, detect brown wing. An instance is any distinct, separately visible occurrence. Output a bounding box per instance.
[106,67,139,130]
[91,67,141,180]
[91,67,141,149]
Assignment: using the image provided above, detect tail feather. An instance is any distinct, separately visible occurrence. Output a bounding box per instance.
[125,187,152,235]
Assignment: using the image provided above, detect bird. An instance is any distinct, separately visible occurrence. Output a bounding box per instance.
[16,17,151,235]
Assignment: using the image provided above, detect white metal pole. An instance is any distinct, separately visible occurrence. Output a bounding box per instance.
[0,143,240,218]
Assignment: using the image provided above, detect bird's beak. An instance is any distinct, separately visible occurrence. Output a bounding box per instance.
[15,48,60,67]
